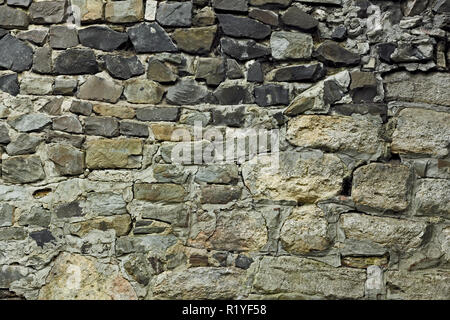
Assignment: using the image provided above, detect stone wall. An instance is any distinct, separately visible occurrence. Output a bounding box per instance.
[0,0,449,300]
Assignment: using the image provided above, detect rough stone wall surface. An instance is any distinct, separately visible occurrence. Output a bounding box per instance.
[0,0,449,300]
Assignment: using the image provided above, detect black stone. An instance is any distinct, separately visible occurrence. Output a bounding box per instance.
[378,43,396,63]
[235,255,253,269]
[313,40,360,67]
[136,107,180,122]
[273,63,326,82]
[247,61,264,83]
[29,229,55,248]
[0,73,20,96]
[0,35,33,72]
[55,201,83,219]
[220,37,271,61]
[79,26,128,52]
[103,55,145,80]
[119,121,149,137]
[254,84,289,107]
[281,6,319,32]
[217,14,271,39]
[211,106,245,127]
[54,48,99,75]
[128,23,177,53]
[355,0,371,18]
[331,25,347,41]
[323,80,344,105]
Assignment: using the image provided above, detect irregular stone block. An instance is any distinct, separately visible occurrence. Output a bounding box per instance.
[281,6,318,31]
[47,143,85,176]
[2,155,45,183]
[167,79,208,105]
[84,116,119,137]
[195,164,239,184]
[0,5,29,29]
[156,1,192,27]
[79,26,128,52]
[271,63,325,82]
[221,37,270,61]
[119,120,149,137]
[105,0,144,23]
[254,84,289,107]
[217,14,271,39]
[213,81,253,105]
[270,31,313,60]
[135,107,179,122]
[6,133,42,156]
[147,58,177,83]
[70,215,131,236]
[124,79,164,104]
[86,138,143,169]
[134,183,186,203]
[71,0,104,22]
[54,48,99,75]
[200,185,242,204]
[77,76,123,103]
[213,0,248,12]
[172,26,217,54]
[128,22,177,53]
[0,203,13,227]
[314,40,361,66]
[52,115,83,134]
[8,113,51,132]
[49,25,78,49]
[0,35,33,72]
[242,151,348,203]
[30,1,66,24]
[20,76,53,95]
[102,54,145,80]
[55,201,83,219]
[414,179,450,216]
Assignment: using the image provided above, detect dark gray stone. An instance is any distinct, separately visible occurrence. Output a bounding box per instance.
[52,115,83,134]
[17,29,48,45]
[350,71,378,103]
[18,206,51,228]
[166,79,209,105]
[32,46,52,74]
[0,5,30,29]
[195,58,226,86]
[79,26,128,52]
[119,121,149,137]
[70,100,93,116]
[254,84,289,107]
[226,59,244,79]
[103,55,145,80]
[281,6,318,31]
[29,1,66,24]
[147,58,177,83]
[0,123,10,144]
[272,63,326,82]
[211,106,245,127]
[55,201,83,219]
[40,98,63,115]
[332,103,388,122]
[84,116,119,137]
[128,23,177,53]
[49,25,78,49]
[2,155,45,183]
[30,229,55,248]
[200,185,242,204]
[331,25,347,41]
[249,8,279,26]
[323,80,345,105]
[47,143,85,176]
[53,78,77,96]
[54,48,99,75]
[213,82,253,105]
[247,61,264,83]
[235,255,253,269]
[213,0,248,12]
[314,40,361,67]
[0,203,13,227]
[0,73,19,96]
[156,1,192,27]
[217,14,272,39]
[0,35,33,72]
[433,0,450,13]
[45,131,85,148]
[8,113,51,132]
[6,133,42,156]
[378,43,396,64]
[136,107,180,122]
[220,37,271,61]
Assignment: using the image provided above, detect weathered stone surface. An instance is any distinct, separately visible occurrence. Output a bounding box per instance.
[167,79,208,105]
[119,121,149,137]
[0,35,33,72]
[213,0,248,12]
[53,77,77,96]
[70,215,131,237]
[52,115,83,134]
[150,267,245,299]
[221,37,270,61]
[254,84,289,107]
[105,0,144,23]
[128,22,177,53]
[0,73,19,96]
[249,0,292,7]
[211,106,244,127]
[172,26,217,54]
[249,8,278,26]
[79,26,128,52]
[54,49,99,75]
[414,179,450,216]
[86,138,143,169]
[193,6,216,26]
[0,203,13,227]
[8,113,51,132]
[32,46,52,74]
[270,31,313,60]
[2,155,45,183]
[281,6,318,31]
[280,205,330,254]
[384,72,450,106]
[0,6,29,29]
[314,40,361,66]
[55,201,83,219]
[391,108,450,158]
[124,79,164,104]
[339,213,427,251]
[29,1,66,24]
[18,206,51,228]
[252,256,365,299]
[0,265,29,288]
[195,164,239,184]
[49,26,78,49]
[147,58,177,83]
[287,115,385,157]
[156,1,192,27]
[30,229,55,247]
[200,185,242,204]
[136,107,179,122]
[271,63,325,82]
[84,116,119,137]
[385,270,450,300]
[214,81,253,105]
[47,144,85,176]
[242,151,348,203]
[71,0,104,22]
[217,14,271,39]
[6,133,42,156]
[247,61,263,83]
[134,183,186,203]
[70,100,92,116]
[78,76,123,103]
[93,104,135,119]
[0,123,10,144]
[352,163,412,212]
[39,253,137,300]
[20,76,53,95]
